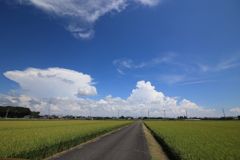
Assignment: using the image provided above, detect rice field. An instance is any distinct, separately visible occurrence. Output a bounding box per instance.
[0,120,134,160]
[144,121,240,160]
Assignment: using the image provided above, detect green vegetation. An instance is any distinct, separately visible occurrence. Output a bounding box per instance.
[0,106,32,118]
[0,120,133,160]
[142,122,168,160]
[144,121,240,160]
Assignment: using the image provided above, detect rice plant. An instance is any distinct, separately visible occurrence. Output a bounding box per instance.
[144,121,240,160]
[0,120,133,160]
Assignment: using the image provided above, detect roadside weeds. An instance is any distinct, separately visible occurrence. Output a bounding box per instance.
[142,122,169,160]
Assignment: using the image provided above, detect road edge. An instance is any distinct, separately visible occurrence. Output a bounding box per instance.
[142,121,169,160]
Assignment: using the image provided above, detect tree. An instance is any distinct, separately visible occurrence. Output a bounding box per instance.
[119,115,125,119]
[31,111,40,118]
[0,106,31,118]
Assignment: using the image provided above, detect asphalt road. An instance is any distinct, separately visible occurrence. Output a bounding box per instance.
[47,121,151,160]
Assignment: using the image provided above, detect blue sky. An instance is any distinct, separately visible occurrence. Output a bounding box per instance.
[0,0,240,117]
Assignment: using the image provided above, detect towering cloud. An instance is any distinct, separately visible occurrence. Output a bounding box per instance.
[128,81,164,102]
[4,68,97,99]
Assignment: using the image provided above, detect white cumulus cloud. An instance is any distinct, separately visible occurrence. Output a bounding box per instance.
[128,81,164,102]
[0,79,214,117]
[4,67,97,99]
[230,107,240,113]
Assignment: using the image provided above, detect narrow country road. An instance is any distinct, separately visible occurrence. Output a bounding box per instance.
[47,121,151,160]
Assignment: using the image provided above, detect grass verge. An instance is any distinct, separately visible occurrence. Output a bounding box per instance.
[142,122,169,160]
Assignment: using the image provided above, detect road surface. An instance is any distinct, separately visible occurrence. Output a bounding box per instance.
[47,121,151,160]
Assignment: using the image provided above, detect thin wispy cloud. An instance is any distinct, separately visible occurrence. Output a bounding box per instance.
[196,55,240,72]
[151,52,176,65]
[113,52,240,84]
[159,75,186,85]
[213,57,239,71]
[197,64,210,72]
[10,0,163,39]
[178,80,218,85]
[113,52,175,74]
[117,68,126,75]
[136,0,163,6]
[113,58,146,74]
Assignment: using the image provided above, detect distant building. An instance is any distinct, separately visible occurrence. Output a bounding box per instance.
[86,117,93,120]
[49,116,55,119]
[24,115,32,119]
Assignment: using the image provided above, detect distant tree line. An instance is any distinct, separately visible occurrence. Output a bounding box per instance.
[0,106,40,118]
[94,116,112,120]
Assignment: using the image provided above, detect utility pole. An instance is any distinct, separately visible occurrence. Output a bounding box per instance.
[90,109,91,117]
[48,107,50,119]
[185,109,188,118]
[222,108,226,118]
[148,110,149,119]
[5,107,11,119]
[164,110,166,119]
[118,109,119,118]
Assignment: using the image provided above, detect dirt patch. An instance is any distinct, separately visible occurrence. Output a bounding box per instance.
[142,122,169,160]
